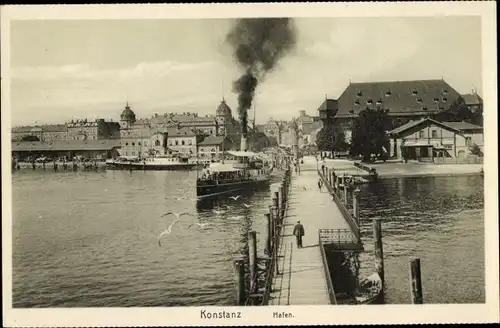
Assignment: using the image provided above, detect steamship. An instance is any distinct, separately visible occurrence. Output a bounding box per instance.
[196,136,272,198]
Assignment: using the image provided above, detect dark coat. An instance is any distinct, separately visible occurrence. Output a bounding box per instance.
[293,223,305,237]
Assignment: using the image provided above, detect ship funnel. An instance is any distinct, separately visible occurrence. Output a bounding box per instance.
[240,135,248,151]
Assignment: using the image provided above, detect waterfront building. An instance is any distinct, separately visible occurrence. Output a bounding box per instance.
[387,117,484,162]
[317,79,462,142]
[197,135,235,161]
[462,89,483,114]
[11,124,68,142]
[11,139,121,160]
[67,119,120,140]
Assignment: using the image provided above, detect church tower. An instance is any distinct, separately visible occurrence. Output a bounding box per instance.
[120,102,136,130]
[216,98,232,136]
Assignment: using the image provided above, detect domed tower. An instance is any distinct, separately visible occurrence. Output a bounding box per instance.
[120,102,136,130]
[216,98,232,136]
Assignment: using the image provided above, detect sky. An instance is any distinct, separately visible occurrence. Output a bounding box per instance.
[9,16,482,126]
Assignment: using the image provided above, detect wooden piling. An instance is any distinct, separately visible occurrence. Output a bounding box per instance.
[409,258,423,304]
[248,231,257,293]
[353,188,360,226]
[273,192,280,222]
[343,177,348,205]
[265,213,272,255]
[233,259,246,305]
[278,187,283,221]
[373,218,385,284]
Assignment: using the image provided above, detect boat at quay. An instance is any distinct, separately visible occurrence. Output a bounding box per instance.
[196,137,272,198]
[106,154,201,171]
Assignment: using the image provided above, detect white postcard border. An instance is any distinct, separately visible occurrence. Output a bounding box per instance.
[1,2,498,326]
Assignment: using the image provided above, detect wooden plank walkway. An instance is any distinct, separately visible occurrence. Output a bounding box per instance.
[269,169,352,305]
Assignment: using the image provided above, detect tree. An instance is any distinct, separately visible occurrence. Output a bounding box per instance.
[316,124,349,153]
[316,125,336,152]
[350,107,391,162]
[469,143,483,157]
[436,96,483,126]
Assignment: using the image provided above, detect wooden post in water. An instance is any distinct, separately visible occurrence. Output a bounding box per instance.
[373,218,385,284]
[273,192,280,224]
[353,188,360,226]
[409,258,423,304]
[278,186,283,222]
[265,213,272,256]
[233,259,246,305]
[248,231,257,294]
[343,176,348,205]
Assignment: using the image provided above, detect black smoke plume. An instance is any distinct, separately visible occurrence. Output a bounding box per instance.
[226,18,297,135]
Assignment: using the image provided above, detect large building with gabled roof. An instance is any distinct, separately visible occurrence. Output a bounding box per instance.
[318,79,463,142]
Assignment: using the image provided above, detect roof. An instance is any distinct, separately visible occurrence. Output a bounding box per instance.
[461,93,483,105]
[197,136,225,146]
[120,103,136,121]
[206,163,240,172]
[336,79,461,118]
[166,126,196,137]
[441,121,483,131]
[387,118,482,137]
[41,124,68,132]
[316,99,339,115]
[226,150,258,157]
[12,124,67,133]
[11,139,121,152]
[216,98,232,116]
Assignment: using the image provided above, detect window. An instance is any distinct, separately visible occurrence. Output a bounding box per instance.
[131,152,135,156]
[125,142,129,146]
[138,142,141,146]
[155,140,160,147]
[466,137,471,146]
[181,140,185,145]
[168,140,172,146]
[431,130,438,138]
[175,140,179,145]
[188,139,192,145]
[132,142,135,146]
[419,131,424,138]
[210,130,213,134]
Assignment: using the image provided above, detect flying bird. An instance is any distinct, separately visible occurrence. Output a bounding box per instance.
[158,219,181,246]
[242,203,252,208]
[213,208,227,215]
[188,222,221,230]
[229,195,241,201]
[161,212,194,219]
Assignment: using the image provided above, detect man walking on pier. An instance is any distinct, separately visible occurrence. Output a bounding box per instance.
[293,220,305,248]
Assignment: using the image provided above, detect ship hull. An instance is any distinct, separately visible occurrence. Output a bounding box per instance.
[196,178,270,198]
[106,161,199,171]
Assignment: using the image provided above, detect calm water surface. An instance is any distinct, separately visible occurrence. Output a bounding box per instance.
[12,170,484,306]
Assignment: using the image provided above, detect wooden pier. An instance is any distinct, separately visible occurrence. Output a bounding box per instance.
[233,155,385,306]
[268,154,366,305]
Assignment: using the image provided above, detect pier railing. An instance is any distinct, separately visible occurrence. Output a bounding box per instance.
[318,230,338,305]
[319,228,362,251]
[353,161,378,176]
[318,170,361,242]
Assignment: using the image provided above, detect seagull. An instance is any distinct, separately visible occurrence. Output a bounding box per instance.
[183,179,194,187]
[229,195,241,201]
[213,208,227,215]
[161,212,194,219]
[158,219,181,246]
[242,203,252,208]
[188,222,220,230]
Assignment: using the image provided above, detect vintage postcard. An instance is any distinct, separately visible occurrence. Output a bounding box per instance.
[1,2,498,327]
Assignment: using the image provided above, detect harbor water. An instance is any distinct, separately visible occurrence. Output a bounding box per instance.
[11,170,484,307]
